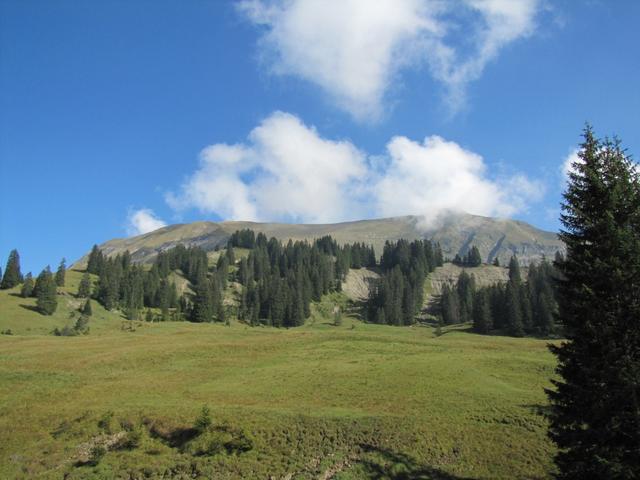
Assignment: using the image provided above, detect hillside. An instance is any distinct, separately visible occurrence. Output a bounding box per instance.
[342,263,517,310]
[0,270,125,335]
[0,251,560,478]
[0,293,557,479]
[75,213,563,268]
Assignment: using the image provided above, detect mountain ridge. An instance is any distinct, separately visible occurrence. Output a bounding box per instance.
[76,213,563,267]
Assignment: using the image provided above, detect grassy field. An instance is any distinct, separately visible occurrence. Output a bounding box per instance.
[0,271,558,479]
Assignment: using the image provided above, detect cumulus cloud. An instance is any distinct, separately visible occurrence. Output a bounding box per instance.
[561,148,580,182]
[239,0,541,119]
[126,209,167,236]
[166,111,368,224]
[375,135,543,227]
[167,111,543,228]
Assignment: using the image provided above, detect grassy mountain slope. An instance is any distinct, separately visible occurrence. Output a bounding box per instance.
[0,270,124,335]
[76,213,564,268]
[0,298,557,479]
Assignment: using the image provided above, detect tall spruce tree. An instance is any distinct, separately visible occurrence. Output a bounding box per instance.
[78,272,91,298]
[55,258,66,287]
[1,249,23,289]
[86,245,103,274]
[547,127,640,478]
[505,255,525,336]
[20,272,34,298]
[472,288,492,334]
[440,283,461,325]
[191,273,213,323]
[36,267,57,315]
[505,280,524,337]
[82,298,93,316]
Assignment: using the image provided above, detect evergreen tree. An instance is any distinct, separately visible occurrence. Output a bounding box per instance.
[492,257,500,267]
[86,245,103,274]
[78,272,91,298]
[456,271,475,323]
[36,267,58,315]
[528,260,557,336]
[1,249,23,289]
[55,258,66,287]
[20,272,34,298]
[508,255,521,283]
[547,127,640,478]
[225,244,235,265]
[191,273,213,323]
[433,243,444,267]
[472,289,492,334]
[466,246,482,267]
[82,298,93,316]
[440,283,461,325]
[505,280,524,337]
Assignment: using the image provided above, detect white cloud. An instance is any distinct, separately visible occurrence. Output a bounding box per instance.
[374,135,544,228]
[167,111,543,227]
[239,0,542,119]
[561,147,580,182]
[126,209,167,236]
[166,111,368,223]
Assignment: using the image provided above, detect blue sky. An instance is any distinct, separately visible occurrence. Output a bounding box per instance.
[1,0,639,274]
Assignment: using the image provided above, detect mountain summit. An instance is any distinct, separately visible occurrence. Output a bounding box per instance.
[79,213,563,267]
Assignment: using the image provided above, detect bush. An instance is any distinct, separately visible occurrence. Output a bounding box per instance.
[98,411,114,434]
[88,445,106,465]
[194,406,212,432]
[184,431,229,456]
[74,315,90,334]
[53,325,78,337]
[116,429,142,450]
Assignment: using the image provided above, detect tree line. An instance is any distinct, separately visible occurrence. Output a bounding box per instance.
[452,245,482,267]
[365,239,444,326]
[439,255,559,337]
[231,230,372,327]
[85,244,220,322]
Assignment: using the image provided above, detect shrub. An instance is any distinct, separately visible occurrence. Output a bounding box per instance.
[88,445,106,465]
[116,429,142,450]
[98,411,114,434]
[194,406,212,432]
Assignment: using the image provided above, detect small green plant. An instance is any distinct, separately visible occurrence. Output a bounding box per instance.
[117,429,142,450]
[88,445,106,466]
[97,411,114,434]
[186,431,227,456]
[74,315,90,335]
[53,325,77,337]
[194,406,212,432]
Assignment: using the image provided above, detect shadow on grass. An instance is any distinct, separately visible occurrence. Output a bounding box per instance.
[521,403,552,417]
[19,304,41,314]
[147,422,200,448]
[357,444,475,480]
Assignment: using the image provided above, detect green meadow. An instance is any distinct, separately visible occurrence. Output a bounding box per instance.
[0,270,557,479]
